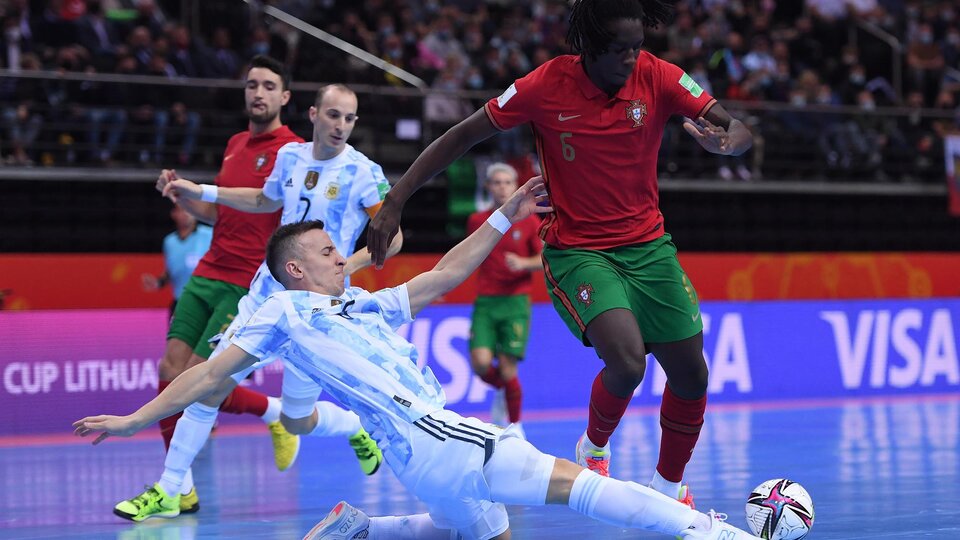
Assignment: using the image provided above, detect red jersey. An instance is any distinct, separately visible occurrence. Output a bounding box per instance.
[193,125,303,288]
[467,210,542,296]
[485,53,716,250]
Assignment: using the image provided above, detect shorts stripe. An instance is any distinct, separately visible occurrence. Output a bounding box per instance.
[543,256,586,332]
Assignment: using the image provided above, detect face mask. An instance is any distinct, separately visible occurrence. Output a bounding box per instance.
[860,101,875,111]
[791,95,806,106]
[251,43,269,55]
[919,33,933,44]
[850,74,865,84]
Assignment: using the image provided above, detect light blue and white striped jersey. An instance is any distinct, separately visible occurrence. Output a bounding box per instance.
[246,142,390,303]
[231,286,446,445]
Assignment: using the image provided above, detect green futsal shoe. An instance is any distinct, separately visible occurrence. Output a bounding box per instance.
[348,428,382,475]
[114,483,180,522]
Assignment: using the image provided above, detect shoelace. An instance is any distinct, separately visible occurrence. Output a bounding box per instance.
[349,436,377,459]
[131,485,162,509]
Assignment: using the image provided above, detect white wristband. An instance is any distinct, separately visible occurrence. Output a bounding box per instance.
[486,209,512,235]
[200,184,218,203]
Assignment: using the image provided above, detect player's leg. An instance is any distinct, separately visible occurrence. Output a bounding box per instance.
[159,276,218,450]
[494,295,531,428]
[470,297,508,426]
[279,361,382,476]
[486,436,759,539]
[543,247,645,476]
[628,235,707,503]
[113,377,238,522]
[303,502,465,540]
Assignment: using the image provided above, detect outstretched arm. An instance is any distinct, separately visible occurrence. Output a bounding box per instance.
[406,178,551,315]
[162,178,283,214]
[682,103,753,156]
[345,228,404,276]
[73,345,259,445]
[367,108,501,267]
[156,169,217,224]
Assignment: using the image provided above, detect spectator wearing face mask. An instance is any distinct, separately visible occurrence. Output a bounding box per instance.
[906,22,945,106]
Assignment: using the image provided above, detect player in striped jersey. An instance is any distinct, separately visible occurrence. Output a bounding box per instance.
[76,179,761,540]
[109,84,402,522]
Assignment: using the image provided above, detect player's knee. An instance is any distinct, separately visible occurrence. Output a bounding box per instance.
[671,358,709,399]
[470,349,493,374]
[606,352,646,388]
[158,355,187,380]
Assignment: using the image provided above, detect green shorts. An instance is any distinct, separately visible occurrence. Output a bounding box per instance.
[167,275,248,359]
[542,234,702,345]
[469,295,532,359]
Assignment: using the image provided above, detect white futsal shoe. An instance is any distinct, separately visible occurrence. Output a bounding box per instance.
[302,501,370,540]
[680,510,764,540]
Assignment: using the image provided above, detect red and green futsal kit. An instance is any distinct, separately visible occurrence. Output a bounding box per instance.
[169,125,304,358]
[484,53,716,345]
[466,210,542,358]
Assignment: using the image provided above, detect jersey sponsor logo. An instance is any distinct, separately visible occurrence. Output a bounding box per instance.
[254,153,268,171]
[325,181,341,200]
[679,72,704,98]
[393,395,412,407]
[576,283,594,308]
[304,170,319,190]
[558,113,581,122]
[626,100,647,127]
[496,83,517,108]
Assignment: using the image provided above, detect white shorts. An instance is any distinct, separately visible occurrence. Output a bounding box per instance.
[386,410,555,540]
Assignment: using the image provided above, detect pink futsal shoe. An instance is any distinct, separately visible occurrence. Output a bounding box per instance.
[302,501,370,540]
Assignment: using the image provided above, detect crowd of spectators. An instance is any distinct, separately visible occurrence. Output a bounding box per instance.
[1,0,958,183]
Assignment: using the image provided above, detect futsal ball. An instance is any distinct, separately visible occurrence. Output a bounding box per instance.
[744,478,815,540]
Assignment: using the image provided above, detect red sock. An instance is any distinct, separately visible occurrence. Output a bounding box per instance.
[157,380,180,451]
[219,385,269,417]
[657,384,706,482]
[479,365,505,389]
[586,370,632,448]
[504,376,522,423]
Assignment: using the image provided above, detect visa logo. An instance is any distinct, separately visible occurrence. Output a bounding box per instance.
[820,309,959,389]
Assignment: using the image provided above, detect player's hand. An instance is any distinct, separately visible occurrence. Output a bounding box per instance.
[367,198,402,270]
[683,116,733,155]
[141,273,160,291]
[504,252,523,272]
[73,415,142,445]
[162,179,202,204]
[155,169,179,193]
[498,176,552,224]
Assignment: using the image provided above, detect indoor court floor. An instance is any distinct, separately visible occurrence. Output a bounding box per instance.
[2,393,958,539]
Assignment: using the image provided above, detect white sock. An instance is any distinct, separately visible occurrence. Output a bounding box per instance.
[649,470,682,499]
[309,401,363,438]
[158,402,218,496]
[180,467,194,495]
[369,514,458,540]
[568,469,698,535]
[261,396,282,423]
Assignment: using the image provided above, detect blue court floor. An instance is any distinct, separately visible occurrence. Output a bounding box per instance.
[2,394,958,539]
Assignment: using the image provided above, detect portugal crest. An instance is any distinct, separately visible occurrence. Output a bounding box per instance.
[325,182,340,200]
[254,153,268,171]
[576,283,594,307]
[304,170,319,190]
[626,100,647,127]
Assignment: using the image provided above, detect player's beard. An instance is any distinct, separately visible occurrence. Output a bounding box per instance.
[247,106,279,127]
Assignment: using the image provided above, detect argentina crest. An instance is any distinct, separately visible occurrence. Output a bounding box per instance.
[325,182,340,199]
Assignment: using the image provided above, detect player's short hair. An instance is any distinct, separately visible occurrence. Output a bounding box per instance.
[315,83,356,107]
[248,54,291,90]
[567,0,676,58]
[266,220,326,286]
[486,162,518,183]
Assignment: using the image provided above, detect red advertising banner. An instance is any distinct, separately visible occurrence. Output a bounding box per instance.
[1,252,958,310]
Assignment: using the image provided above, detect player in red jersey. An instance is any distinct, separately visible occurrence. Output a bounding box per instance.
[466,162,542,436]
[368,0,753,508]
[131,55,303,515]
